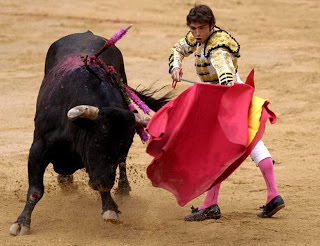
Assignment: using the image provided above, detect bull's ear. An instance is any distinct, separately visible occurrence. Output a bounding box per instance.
[68,105,99,121]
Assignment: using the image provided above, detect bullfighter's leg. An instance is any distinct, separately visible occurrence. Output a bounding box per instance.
[252,141,285,218]
[116,161,131,195]
[100,191,122,223]
[184,183,222,221]
[185,141,285,221]
[9,140,48,236]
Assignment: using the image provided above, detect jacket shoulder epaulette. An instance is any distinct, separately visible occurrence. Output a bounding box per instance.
[204,27,240,58]
[185,31,197,47]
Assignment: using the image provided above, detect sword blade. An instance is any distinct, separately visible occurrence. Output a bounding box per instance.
[180,78,202,84]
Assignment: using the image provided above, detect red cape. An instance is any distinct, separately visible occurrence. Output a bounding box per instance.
[146,71,276,206]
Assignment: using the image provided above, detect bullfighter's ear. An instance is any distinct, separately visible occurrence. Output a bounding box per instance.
[67,105,99,121]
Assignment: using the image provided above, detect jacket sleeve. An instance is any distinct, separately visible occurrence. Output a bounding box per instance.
[168,37,196,74]
[210,48,237,85]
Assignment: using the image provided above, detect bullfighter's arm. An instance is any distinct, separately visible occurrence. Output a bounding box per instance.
[210,48,237,85]
[168,33,197,74]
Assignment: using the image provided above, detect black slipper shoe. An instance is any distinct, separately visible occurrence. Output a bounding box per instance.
[258,195,285,218]
[184,204,221,221]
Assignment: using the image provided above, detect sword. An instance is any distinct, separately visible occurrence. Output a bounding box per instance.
[172,77,203,88]
[174,78,235,87]
[180,78,203,84]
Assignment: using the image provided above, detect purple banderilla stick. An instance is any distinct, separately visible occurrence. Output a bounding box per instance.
[94,24,133,58]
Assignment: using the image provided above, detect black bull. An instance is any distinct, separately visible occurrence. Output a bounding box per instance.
[10,31,169,236]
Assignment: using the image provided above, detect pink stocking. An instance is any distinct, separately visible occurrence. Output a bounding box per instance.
[258,157,279,204]
[199,183,221,210]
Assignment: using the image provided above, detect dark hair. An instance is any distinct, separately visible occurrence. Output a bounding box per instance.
[186,4,216,28]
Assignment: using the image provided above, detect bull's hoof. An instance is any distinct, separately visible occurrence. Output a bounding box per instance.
[102,210,123,224]
[57,174,74,186]
[115,180,131,196]
[114,186,131,196]
[9,223,30,236]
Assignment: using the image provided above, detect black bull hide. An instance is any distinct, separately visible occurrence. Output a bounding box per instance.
[10,31,169,236]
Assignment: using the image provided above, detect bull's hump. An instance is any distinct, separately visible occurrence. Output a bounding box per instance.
[45,31,107,71]
[84,30,93,35]
[61,31,106,43]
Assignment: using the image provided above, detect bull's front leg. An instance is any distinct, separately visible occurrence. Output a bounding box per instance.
[9,141,48,236]
[100,192,122,223]
[116,161,131,195]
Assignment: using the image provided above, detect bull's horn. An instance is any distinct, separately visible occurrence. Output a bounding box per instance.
[67,105,99,121]
[134,113,150,127]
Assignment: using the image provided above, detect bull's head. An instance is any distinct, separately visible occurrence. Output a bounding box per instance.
[67,105,149,192]
[67,105,149,127]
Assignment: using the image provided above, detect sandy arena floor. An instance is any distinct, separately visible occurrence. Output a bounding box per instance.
[0,0,319,245]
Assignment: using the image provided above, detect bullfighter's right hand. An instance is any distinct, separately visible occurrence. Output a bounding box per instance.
[171,68,182,82]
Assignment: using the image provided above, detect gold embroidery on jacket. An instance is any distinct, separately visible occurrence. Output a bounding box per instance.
[185,31,197,47]
[204,28,240,58]
[168,33,197,72]
[211,48,237,83]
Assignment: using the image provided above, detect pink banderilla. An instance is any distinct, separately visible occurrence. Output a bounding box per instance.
[94,25,133,58]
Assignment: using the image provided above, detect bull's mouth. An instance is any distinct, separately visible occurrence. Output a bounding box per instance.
[88,180,112,192]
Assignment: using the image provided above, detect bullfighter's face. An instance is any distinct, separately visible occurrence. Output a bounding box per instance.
[188,22,212,44]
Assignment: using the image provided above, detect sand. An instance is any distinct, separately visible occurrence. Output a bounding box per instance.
[1,0,320,245]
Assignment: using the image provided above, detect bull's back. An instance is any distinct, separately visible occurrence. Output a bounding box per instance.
[35,31,128,138]
[44,31,127,83]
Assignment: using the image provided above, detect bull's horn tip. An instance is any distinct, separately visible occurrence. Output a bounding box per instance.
[67,108,82,120]
[68,105,99,121]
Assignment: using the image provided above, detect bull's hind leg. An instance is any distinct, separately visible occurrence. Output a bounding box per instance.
[100,191,122,223]
[9,140,48,236]
[57,174,74,186]
[115,161,131,195]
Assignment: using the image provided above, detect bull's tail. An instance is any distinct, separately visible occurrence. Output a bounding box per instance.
[131,84,174,112]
